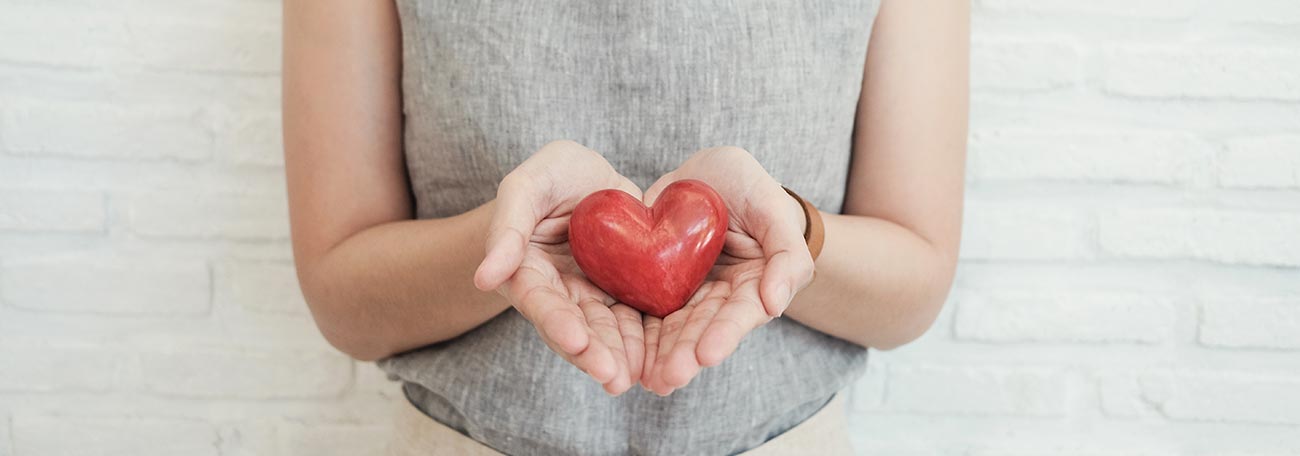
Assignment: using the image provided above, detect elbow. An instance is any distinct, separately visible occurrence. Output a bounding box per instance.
[861,254,958,351]
[317,323,394,362]
[297,267,397,362]
[865,304,942,351]
[305,300,394,362]
[338,345,393,363]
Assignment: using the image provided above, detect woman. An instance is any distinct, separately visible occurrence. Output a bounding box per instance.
[283,0,967,454]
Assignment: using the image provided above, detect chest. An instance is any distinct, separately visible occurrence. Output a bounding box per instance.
[396,0,877,215]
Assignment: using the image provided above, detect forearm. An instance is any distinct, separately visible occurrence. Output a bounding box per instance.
[783,212,956,349]
[784,0,969,350]
[297,201,511,361]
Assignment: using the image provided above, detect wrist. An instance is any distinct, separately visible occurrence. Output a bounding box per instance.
[782,188,806,236]
[780,186,825,261]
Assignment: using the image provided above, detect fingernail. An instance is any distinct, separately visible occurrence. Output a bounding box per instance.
[783,285,795,316]
[774,283,790,316]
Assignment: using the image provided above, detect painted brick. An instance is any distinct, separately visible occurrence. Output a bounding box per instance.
[850,360,887,412]
[0,415,9,456]
[0,4,111,70]
[12,415,219,456]
[1102,47,1300,100]
[882,365,1067,416]
[0,3,278,74]
[955,293,1175,344]
[969,130,1213,184]
[216,420,277,456]
[215,260,307,315]
[354,362,402,399]
[1220,136,1300,189]
[972,41,1079,91]
[0,0,1298,453]
[0,157,287,195]
[126,18,280,75]
[1204,0,1300,25]
[979,0,1196,19]
[0,342,117,392]
[0,64,280,112]
[280,423,390,456]
[971,451,1178,456]
[1200,297,1300,349]
[127,193,289,240]
[1099,208,1300,267]
[219,111,284,167]
[0,254,209,315]
[1107,371,1300,425]
[0,190,104,233]
[1098,373,1158,419]
[130,347,351,399]
[960,203,1092,261]
[1,103,212,161]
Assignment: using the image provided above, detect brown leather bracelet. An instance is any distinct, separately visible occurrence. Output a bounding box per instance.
[781,186,824,261]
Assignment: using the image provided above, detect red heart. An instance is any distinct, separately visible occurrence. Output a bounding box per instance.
[569,179,729,318]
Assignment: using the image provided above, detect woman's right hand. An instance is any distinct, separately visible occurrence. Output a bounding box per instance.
[473,140,646,395]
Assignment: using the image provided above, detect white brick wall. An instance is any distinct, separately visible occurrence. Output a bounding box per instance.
[852,0,1300,453]
[12,415,220,456]
[0,0,1297,454]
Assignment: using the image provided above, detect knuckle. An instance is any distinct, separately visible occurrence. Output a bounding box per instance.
[544,140,601,161]
[661,318,686,335]
[712,145,751,158]
[795,255,816,282]
[542,139,582,151]
[537,305,578,331]
[717,317,748,336]
[498,172,529,196]
[514,285,549,310]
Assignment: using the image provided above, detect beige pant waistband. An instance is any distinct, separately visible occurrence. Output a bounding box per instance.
[386,392,852,455]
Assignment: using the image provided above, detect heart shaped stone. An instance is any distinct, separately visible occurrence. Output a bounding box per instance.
[569,179,728,318]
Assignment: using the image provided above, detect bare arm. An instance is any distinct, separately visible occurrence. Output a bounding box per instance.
[783,0,970,349]
[283,0,508,361]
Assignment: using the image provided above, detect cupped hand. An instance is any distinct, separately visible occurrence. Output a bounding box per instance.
[473,140,646,395]
[640,146,815,395]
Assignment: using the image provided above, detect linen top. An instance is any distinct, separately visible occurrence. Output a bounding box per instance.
[379,1,880,454]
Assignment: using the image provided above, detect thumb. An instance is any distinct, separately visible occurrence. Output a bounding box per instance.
[474,177,543,291]
[757,197,815,317]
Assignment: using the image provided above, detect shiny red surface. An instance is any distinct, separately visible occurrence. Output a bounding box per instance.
[569,180,728,318]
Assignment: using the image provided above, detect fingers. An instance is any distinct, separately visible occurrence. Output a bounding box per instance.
[506,256,630,388]
[532,215,570,245]
[641,282,768,394]
[579,298,631,395]
[526,293,618,385]
[641,315,662,393]
[757,204,816,317]
[474,176,543,291]
[476,142,645,291]
[612,304,646,385]
[504,255,605,368]
[642,283,724,395]
[647,307,690,396]
[658,292,724,392]
[697,286,771,368]
[506,256,590,354]
[645,146,758,207]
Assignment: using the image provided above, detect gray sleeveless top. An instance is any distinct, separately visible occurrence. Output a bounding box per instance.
[380,1,879,454]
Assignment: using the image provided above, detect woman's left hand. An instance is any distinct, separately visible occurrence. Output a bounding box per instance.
[639,146,816,395]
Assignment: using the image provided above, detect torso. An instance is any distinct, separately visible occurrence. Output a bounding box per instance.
[382,1,879,454]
